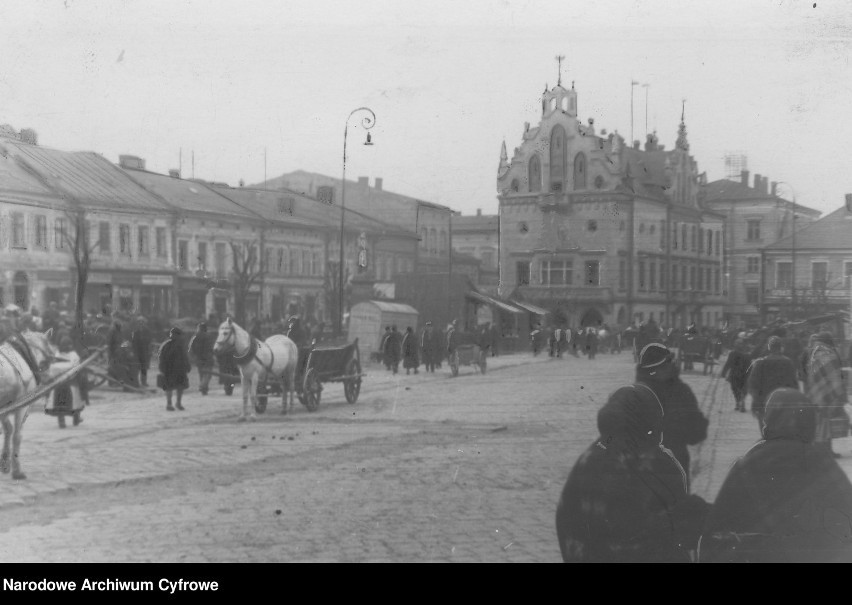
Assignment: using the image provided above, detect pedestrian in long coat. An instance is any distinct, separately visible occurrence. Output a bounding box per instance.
[420,322,437,372]
[746,336,800,432]
[157,327,191,411]
[188,322,215,395]
[383,325,402,374]
[805,332,848,457]
[584,327,598,360]
[555,384,710,563]
[635,343,709,486]
[131,316,152,387]
[720,339,752,412]
[401,326,419,374]
[699,388,852,563]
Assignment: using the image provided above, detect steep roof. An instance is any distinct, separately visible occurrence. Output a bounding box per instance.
[259,170,455,214]
[120,168,263,221]
[207,185,324,229]
[0,143,61,206]
[2,141,170,212]
[764,206,852,251]
[703,178,821,216]
[453,214,498,232]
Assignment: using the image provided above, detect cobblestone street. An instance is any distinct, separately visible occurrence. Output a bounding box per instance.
[0,350,850,563]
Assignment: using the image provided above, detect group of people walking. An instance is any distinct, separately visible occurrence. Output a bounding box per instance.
[379,320,495,376]
[556,332,852,563]
[721,331,849,457]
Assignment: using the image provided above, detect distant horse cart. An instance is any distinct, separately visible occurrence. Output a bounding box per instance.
[449,343,487,377]
[676,334,716,375]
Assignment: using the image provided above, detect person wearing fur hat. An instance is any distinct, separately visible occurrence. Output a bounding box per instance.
[746,336,800,432]
[635,343,708,486]
[699,388,852,562]
[157,327,191,411]
[555,383,709,563]
[804,332,848,458]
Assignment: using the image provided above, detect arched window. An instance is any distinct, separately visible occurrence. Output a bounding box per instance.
[420,227,427,249]
[528,155,542,192]
[550,125,567,192]
[428,228,437,253]
[573,153,587,190]
[439,230,448,256]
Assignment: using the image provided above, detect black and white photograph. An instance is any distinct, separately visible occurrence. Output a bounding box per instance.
[0,0,851,568]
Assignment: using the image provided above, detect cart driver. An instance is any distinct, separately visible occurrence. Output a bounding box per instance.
[286,316,309,348]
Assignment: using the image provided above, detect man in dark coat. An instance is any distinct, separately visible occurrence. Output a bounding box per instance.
[555,383,709,563]
[699,388,852,563]
[720,338,752,412]
[158,327,191,411]
[401,326,419,375]
[584,327,598,360]
[747,336,800,432]
[286,316,309,348]
[420,322,438,373]
[188,321,215,395]
[131,316,153,387]
[384,325,402,375]
[635,342,709,486]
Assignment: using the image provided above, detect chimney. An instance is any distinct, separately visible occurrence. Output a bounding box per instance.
[633,140,641,150]
[762,177,769,195]
[741,169,750,185]
[168,169,181,179]
[754,174,761,190]
[771,181,777,196]
[476,208,482,216]
[119,155,145,170]
[374,177,383,191]
[357,176,368,188]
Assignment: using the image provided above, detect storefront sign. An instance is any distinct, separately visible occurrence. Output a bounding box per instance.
[37,270,73,283]
[141,274,174,286]
[88,272,113,283]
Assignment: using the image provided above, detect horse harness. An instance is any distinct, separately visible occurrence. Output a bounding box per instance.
[0,334,45,386]
[223,326,277,376]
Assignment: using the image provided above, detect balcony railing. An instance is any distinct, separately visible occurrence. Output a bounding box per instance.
[518,285,613,303]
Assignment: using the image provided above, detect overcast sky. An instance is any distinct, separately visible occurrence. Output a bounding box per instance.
[1,0,850,217]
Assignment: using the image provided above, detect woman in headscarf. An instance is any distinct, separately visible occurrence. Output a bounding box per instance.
[720,339,753,412]
[804,332,848,457]
[699,388,852,563]
[555,384,709,563]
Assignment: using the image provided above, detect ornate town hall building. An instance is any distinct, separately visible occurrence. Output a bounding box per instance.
[497,79,726,329]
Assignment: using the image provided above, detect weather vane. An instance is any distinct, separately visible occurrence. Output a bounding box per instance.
[556,54,565,87]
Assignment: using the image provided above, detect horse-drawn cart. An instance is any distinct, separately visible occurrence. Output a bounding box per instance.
[676,334,716,375]
[449,343,487,377]
[254,338,364,413]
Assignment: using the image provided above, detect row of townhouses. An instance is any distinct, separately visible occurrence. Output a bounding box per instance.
[0,127,487,325]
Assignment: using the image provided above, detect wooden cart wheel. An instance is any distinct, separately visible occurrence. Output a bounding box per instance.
[302,368,321,412]
[344,358,362,404]
[450,351,459,377]
[255,384,268,414]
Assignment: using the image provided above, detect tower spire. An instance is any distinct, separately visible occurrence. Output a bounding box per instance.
[675,98,689,152]
[555,54,565,87]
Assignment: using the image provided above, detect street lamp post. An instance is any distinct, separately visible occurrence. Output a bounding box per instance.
[337,107,376,338]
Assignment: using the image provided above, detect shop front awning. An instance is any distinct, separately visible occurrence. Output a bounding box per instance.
[510,300,550,316]
[466,291,525,314]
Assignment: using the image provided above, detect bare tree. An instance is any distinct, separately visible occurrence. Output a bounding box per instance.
[229,240,265,325]
[59,208,98,335]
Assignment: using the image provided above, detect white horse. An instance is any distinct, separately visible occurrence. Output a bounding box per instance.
[0,329,56,479]
[212,318,299,421]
